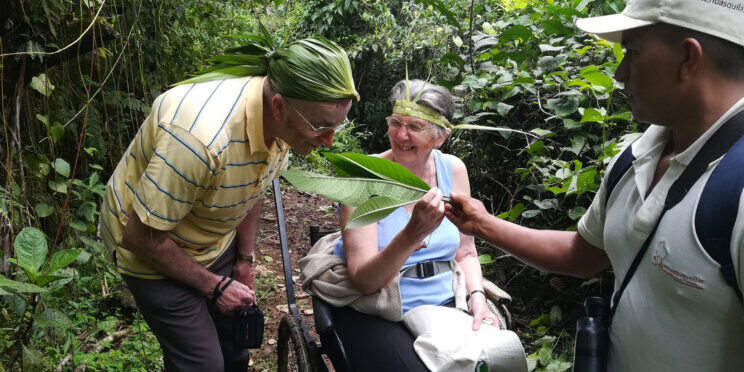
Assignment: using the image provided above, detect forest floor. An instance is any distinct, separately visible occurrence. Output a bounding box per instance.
[246,184,609,371]
[248,186,339,371]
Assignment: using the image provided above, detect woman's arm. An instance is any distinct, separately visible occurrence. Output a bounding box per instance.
[342,188,446,294]
[450,156,498,330]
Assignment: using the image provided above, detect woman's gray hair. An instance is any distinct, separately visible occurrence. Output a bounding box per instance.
[389,79,454,139]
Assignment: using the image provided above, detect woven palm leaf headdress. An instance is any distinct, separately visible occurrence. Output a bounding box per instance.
[176,23,359,102]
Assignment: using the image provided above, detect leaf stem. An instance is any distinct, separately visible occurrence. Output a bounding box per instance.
[442,195,460,207]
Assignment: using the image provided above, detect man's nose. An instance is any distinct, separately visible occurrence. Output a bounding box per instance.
[614,57,628,83]
[319,131,334,147]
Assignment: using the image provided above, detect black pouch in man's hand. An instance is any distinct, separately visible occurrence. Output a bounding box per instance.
[233,305,264,349]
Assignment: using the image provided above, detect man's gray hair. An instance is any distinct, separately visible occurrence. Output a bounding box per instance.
[389,79,454,139]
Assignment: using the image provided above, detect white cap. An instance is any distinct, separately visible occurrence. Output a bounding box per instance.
[575,0,744,47]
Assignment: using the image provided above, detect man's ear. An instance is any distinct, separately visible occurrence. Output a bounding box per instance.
[680,38,704,81]
[270,94,286,122]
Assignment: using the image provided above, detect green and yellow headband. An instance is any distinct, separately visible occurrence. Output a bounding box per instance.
[392,69,453,130]
[393,100,453,130]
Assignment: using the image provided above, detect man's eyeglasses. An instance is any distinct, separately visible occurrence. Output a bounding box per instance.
[287,99,350,133]
[386,116,433,134]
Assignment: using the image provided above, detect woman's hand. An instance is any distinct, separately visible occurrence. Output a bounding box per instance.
[407,187,446,241]
[469,292,500,330]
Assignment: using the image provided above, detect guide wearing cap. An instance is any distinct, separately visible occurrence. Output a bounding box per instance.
[444,1,744,371]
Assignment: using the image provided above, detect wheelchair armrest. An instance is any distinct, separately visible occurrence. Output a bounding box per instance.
[312,296,335,334]
[483,279,512,304]
[311,296,353,372]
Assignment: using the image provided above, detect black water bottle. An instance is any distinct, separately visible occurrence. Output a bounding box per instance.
[573,296,609,372]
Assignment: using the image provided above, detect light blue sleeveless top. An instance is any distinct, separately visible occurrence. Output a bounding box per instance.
[333,150,459,313]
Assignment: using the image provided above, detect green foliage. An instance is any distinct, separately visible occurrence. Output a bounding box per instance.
[2,0,644,367]
[523,309,573,372]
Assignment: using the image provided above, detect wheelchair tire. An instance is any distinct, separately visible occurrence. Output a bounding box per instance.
[277,315,312,372]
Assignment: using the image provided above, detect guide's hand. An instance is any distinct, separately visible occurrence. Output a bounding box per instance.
[444,192,489,237]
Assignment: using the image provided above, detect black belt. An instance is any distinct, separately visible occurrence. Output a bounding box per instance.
[400,260,452,279]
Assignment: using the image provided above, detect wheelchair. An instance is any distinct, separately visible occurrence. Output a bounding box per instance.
[270,179,514,372]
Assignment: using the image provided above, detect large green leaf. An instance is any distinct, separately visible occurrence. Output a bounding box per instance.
[45,249,82,275]
[322,153,383,179]
[323,152,430,189]
[14,227,48,281]
[281,170,425,208]
[346,196,411,230]
[0,274,46,294]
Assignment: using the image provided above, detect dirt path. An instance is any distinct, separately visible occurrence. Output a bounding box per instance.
[250,186,338,371]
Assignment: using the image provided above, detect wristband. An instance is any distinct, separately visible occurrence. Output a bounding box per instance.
[236,252,255,263]
[211,276,234,306]
[466,289,486,302]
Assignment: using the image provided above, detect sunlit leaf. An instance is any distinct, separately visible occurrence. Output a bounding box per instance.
[478,254,495,265]
[580,108,606,123]
[29,74,55,97]
[35,114,49,127]
[52,158,70,178]
[580,66,613,91]
[45,249,82,275]
[14,227,48,280]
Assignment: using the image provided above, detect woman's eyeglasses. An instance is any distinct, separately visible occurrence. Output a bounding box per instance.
[287,100,350,133]
[386,116,432,134]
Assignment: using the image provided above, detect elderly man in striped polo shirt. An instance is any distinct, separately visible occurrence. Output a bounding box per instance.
[100,37,358,372]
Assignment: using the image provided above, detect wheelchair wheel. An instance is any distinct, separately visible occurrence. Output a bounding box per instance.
[277,315,312,372]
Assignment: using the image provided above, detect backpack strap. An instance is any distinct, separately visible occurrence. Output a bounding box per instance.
[695,126,744,303]
[609,110,744,321]
[604,145,635,207]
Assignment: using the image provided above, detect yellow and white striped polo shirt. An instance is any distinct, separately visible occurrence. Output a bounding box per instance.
[100,76,289,279]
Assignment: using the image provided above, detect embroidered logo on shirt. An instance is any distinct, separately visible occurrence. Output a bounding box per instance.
[651,241,704,290]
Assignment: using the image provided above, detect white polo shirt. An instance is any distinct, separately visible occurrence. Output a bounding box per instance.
[578,97,744,372]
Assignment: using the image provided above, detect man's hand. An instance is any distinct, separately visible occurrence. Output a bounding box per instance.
[213,275,256,314]
[232,260,256,292]
[444,191,489,236]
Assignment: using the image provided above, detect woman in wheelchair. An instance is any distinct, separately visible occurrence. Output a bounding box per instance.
[329,79,500,371]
